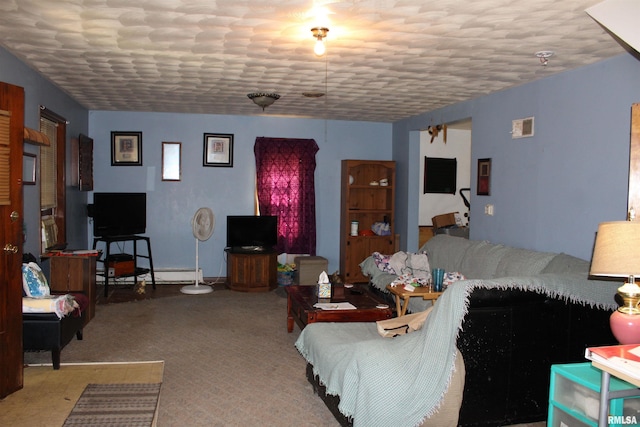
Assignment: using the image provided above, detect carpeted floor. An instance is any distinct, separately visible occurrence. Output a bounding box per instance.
[20,284,545,427]
[23,285,339,426]
[0,362,164,426]
[94,280,201,304]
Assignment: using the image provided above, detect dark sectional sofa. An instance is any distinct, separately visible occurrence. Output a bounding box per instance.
[297,235,621,426]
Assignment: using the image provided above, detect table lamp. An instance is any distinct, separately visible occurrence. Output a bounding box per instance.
[590,221,640,344]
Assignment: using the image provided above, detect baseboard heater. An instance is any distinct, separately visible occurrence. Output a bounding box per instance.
[95,268,203,284]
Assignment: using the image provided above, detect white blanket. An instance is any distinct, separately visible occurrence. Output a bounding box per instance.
[22,294,78,319]
[295,273,619,427]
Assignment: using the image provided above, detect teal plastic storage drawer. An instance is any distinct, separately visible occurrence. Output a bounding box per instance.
[548,363,640,427]
[549,405,590,427]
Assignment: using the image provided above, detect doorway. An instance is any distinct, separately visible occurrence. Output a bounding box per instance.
[418,118,472,231]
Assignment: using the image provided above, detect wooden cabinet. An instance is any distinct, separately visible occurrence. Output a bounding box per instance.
[226,251,277,292]
[340,160,396,283]
[50,255,97,325]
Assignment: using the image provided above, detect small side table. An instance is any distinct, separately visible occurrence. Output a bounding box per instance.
[592,361,640,427]
[386,284,442,316]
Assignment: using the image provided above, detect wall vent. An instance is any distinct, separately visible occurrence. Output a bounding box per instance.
[512,117,534,138]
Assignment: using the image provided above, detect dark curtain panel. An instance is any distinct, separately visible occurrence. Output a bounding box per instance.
[254,137,319,255]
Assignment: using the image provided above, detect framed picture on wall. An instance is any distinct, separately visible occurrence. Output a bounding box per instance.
[203,133,233,167]
[477,158,491,196]
[111,131,142,166]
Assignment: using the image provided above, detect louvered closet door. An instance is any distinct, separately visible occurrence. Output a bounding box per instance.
[0,111,10,203]
[0,82,25,398]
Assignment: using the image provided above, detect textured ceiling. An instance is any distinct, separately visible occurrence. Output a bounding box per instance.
[0,0,626,123]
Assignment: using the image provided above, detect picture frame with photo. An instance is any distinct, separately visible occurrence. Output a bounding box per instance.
[111,131,142,166]
[477,158,491,196]
[203,133,234,167]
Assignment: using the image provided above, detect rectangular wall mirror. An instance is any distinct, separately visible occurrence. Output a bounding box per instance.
[162,142,181,181]
[23,152,36,185]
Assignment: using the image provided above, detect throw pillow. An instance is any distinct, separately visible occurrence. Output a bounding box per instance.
[407,252,430,280]
[22,262,50,298]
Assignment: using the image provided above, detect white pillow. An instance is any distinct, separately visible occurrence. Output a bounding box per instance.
[21,262,50,298]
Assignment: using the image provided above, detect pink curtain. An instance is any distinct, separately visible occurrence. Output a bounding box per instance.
[254,137,319,255]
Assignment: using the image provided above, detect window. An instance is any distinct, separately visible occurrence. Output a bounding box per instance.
[40,108,66,252]
[254,138,319,255]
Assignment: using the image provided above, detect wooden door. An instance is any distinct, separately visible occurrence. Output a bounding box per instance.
[0,82,25,398]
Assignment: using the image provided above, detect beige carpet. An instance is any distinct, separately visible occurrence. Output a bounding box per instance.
[0,362,164,427]
[19,286,545,426]
[22,287,338,426]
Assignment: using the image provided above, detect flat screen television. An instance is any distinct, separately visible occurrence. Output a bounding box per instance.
[424,157,457,194]
[91,192,147,237]
[226,215,278,252]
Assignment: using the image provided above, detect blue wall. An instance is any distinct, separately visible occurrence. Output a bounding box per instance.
[394,53,640,260]
[88,111,392,276]
[0,47,89,257]
[4,43,640,273]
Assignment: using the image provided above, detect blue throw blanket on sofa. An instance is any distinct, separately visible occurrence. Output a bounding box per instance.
[295,274,619,427]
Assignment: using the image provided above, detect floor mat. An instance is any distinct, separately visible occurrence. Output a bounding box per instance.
[63,382,162,426]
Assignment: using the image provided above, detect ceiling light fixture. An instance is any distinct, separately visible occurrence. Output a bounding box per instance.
[535,50,554,66]
[247,92,280,111]
[302,92,325,98]
[311,27,329,56]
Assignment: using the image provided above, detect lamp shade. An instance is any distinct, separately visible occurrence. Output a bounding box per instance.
[590,221,640,278]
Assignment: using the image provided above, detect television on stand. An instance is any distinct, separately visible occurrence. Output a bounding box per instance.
[90,192,147,237]
[226,215,278,253]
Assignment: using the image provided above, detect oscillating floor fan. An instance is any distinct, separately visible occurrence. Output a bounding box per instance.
[181,207,215,294]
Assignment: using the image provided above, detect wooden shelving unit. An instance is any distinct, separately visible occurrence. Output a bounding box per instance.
[340,160,396,283]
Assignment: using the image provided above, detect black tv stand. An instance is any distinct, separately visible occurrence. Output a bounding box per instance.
[92,235,156,297]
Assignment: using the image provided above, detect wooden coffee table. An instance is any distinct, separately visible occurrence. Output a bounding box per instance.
[285,284,393,332]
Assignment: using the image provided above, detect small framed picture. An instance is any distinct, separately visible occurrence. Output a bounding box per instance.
[23,153,36,185]
[111,131,142,166]
[477,158,491,196]
[203,133,233,167]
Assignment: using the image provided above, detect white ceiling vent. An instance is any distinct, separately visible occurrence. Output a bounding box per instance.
[512,117,534,139]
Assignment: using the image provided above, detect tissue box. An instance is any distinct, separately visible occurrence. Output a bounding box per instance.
[294,256,328,285]
[318,282,331,298]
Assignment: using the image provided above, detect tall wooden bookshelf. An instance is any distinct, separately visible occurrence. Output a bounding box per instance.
[340,160,396,283]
